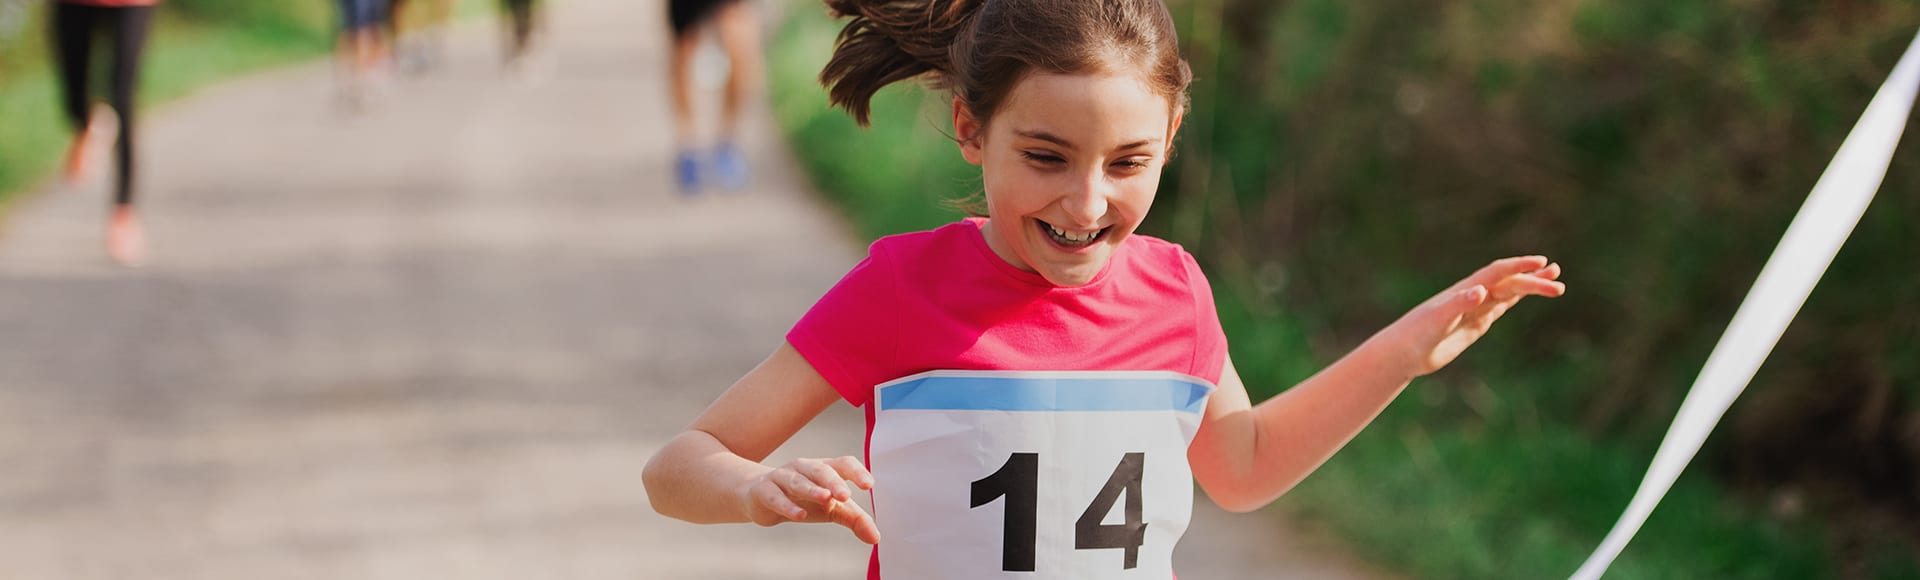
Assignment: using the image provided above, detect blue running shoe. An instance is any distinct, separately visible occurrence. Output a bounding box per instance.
[675,151,701,196]
[711,143,749,191]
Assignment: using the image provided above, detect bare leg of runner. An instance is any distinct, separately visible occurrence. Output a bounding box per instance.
[335,28,373,107]
[713,2,759,142]
[709,1,759,191]
[335,0,379,110]
[388,0,417,72]
[669,29,701,194]
[706,2,756,190]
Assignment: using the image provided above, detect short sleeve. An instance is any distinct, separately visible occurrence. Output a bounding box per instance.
[1180,250,1230,385]
[786,241,899,407]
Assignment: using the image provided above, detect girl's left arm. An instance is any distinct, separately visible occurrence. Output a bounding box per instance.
[1188,256,1565,512]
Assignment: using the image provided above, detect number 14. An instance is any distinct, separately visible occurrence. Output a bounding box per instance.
[969,452,1147,572]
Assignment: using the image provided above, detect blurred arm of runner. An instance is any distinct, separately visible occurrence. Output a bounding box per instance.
[644,342,882,544]
[1189,256,1566,512]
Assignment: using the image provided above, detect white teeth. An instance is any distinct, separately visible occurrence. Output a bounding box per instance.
[1043,222,1100,245]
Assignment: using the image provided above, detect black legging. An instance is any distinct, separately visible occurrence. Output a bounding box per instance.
[51,3,154,207]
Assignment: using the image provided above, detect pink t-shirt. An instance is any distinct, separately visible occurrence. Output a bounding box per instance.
[787,218,1228,579]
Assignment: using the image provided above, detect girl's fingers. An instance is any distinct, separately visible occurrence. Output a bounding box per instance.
[1495,275,1566,299]
[778,466,836,504]
[1467,255,1550,288]
[794,459,854,502]
[751,479,809,523]
[826,456,876,490]
[747,458,881,539]
[825,496,883,545]
[1534,262,1562,281]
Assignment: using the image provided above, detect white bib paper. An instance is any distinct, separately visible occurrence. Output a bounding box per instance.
[869,370,1214,579]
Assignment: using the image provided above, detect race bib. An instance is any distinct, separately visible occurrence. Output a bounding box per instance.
[869,370,1214,579]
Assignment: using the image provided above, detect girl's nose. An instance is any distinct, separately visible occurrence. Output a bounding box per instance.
[1058,172,1109,227]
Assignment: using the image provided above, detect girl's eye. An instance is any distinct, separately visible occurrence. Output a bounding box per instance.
[1020,151,1065,164]
[1112,158,1151,170]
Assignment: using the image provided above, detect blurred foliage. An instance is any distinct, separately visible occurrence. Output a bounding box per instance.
[1161,0,1920,576]
[772,0,1920,576]
[1172,0,1920,416]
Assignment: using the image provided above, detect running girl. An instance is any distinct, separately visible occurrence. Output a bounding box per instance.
[644,0,1566,577]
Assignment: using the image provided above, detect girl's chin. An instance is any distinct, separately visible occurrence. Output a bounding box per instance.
[1034,257,1109,287]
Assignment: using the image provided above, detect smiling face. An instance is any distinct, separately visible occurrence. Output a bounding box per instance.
[955,69,1183,287]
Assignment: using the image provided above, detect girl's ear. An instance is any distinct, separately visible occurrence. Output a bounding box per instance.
[953,98,985,165]
[1165,110,1185,156]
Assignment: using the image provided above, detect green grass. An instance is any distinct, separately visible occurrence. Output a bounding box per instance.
[764,6,1919,579]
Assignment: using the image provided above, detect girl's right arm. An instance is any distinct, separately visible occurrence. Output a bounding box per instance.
[642,342,882,544]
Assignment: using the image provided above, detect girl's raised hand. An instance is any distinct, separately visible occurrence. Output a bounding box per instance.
[738,456,881,544]
[1380,255,1566,378]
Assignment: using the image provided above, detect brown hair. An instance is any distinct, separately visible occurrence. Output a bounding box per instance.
[820,0,1192,130]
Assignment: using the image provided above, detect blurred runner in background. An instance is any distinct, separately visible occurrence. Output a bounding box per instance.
[667,0,761,195]
[389,0,456,74]
[336,0,390,110]
[50,0,157,265]
[501,0,541,75]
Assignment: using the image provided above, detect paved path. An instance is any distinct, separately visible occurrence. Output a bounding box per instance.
[0,1,1388,578]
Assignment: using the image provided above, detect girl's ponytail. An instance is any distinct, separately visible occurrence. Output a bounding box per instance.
[819,0,982,126]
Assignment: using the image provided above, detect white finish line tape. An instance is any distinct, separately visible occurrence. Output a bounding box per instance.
[1571,29,1920,580]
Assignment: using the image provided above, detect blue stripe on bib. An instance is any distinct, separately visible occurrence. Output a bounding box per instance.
[877,372,1213,414]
